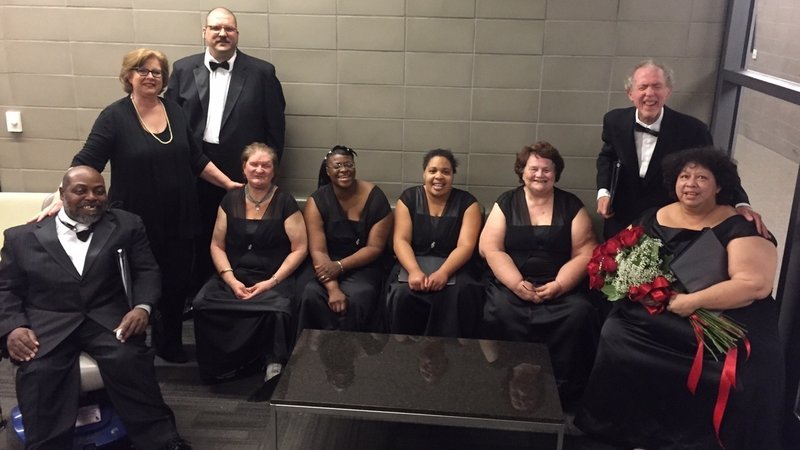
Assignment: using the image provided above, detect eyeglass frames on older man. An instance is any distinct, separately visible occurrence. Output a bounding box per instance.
[134,67,162,78]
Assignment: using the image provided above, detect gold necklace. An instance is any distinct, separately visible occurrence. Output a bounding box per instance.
[245,184,274,211]
[130,95,173,144]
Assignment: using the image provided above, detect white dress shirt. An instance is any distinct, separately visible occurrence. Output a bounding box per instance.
[56,209,93,275]
[597,107,664,200]
[55,210,150,315]
[634,108,664,178]
[202,50,237,144]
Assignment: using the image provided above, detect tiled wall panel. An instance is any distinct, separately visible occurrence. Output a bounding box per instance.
[0,1,724,215]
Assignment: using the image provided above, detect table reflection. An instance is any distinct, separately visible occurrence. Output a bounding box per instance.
[277,330,562,422]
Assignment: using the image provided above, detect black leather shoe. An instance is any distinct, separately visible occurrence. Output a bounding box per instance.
[247,375,281,403]
[158,437,192,450]
[156,346,189,364]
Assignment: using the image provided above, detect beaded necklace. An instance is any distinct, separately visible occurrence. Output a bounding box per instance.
[130,95,173,144]
[245,184,275,211]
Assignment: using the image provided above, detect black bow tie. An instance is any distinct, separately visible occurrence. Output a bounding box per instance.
[634,123,660,137]
[59,218,94,242]
[209,61,229,71]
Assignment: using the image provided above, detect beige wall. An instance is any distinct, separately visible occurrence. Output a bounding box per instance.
[740,0,800,164]
[0,0,727,214]
[734,0,800,283]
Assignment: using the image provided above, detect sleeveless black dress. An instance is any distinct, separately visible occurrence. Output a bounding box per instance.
[298,184,392,332]
[575,210,784,450]
[192,188,300,383]
[385,186,484,338]
[482,186,599,403]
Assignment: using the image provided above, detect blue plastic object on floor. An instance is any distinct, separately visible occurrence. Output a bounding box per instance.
[10,402,128,449]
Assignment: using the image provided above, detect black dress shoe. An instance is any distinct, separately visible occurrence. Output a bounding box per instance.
[158,437,192,450]
[156,346,189,364]
[247,375,281,402]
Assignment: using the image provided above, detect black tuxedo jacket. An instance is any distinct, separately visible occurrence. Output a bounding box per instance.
[166,51,286,182]
[596,106,748,237]
[0,209,160,359]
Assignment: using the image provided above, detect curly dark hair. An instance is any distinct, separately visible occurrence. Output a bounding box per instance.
[662,146,741,205]
[513,141,564,183]
[422,148,458,174]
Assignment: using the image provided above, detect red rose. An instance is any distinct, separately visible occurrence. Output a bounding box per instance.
[587,261,600,276]
[617,226,645,247]
[603,238,622,256]
[601,256,618,273]
[589,273,605,290]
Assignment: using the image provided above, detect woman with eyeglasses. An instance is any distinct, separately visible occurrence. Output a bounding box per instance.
[37,49,239,363]
[297,145,393,332]
[384,149,484,338]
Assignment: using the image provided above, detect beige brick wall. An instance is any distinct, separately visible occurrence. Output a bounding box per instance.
[738,0,800,164]
[0,0,726,214]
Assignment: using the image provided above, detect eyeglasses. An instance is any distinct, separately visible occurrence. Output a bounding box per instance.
[328,161,355,170]
[205,25,238,34]
[134,67,162,78]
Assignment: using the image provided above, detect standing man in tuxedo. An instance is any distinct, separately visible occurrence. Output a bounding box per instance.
[0,166,189,450]
[595,60,765,239]
[167,6,286,284]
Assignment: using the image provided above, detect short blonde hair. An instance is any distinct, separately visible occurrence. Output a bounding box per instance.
[119,48,169,94]
[241,142,279,167]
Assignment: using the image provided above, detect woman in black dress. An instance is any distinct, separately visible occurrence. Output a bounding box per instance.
[40,49,239,362]
[576,147,784,449]
[298,145,393,332]
[385,149,483,337]
[193,143,307,384]
[479,141,599,405]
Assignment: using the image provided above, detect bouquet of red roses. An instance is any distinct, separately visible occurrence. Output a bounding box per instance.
[589,226,749,446]
[587,226,747,360]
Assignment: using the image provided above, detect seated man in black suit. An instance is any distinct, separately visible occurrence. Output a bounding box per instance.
[595,59,766,239]
[0,166,189,449]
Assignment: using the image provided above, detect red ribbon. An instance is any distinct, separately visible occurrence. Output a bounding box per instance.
[687,315,705,394]
[686,314,752,449]
[711,347,737,448]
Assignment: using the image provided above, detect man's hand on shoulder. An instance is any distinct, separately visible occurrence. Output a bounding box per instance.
[114,308,149,342]
[7,328,39,361]
[736,205,771,239]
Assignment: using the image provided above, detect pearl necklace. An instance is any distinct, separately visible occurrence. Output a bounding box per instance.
[245,184,274,211]
[130,95,173,145]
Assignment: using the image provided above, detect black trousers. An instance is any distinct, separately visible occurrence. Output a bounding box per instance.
[16,319,180,449]
[149,237,194,353]
[192,143,230,294]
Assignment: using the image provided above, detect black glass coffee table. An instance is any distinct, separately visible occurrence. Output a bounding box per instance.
[270,330,565,449]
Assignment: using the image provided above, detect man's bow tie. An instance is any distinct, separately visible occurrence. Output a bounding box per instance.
[209,61,230,71]
[59,218,94,242]
[634,123,659,137]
